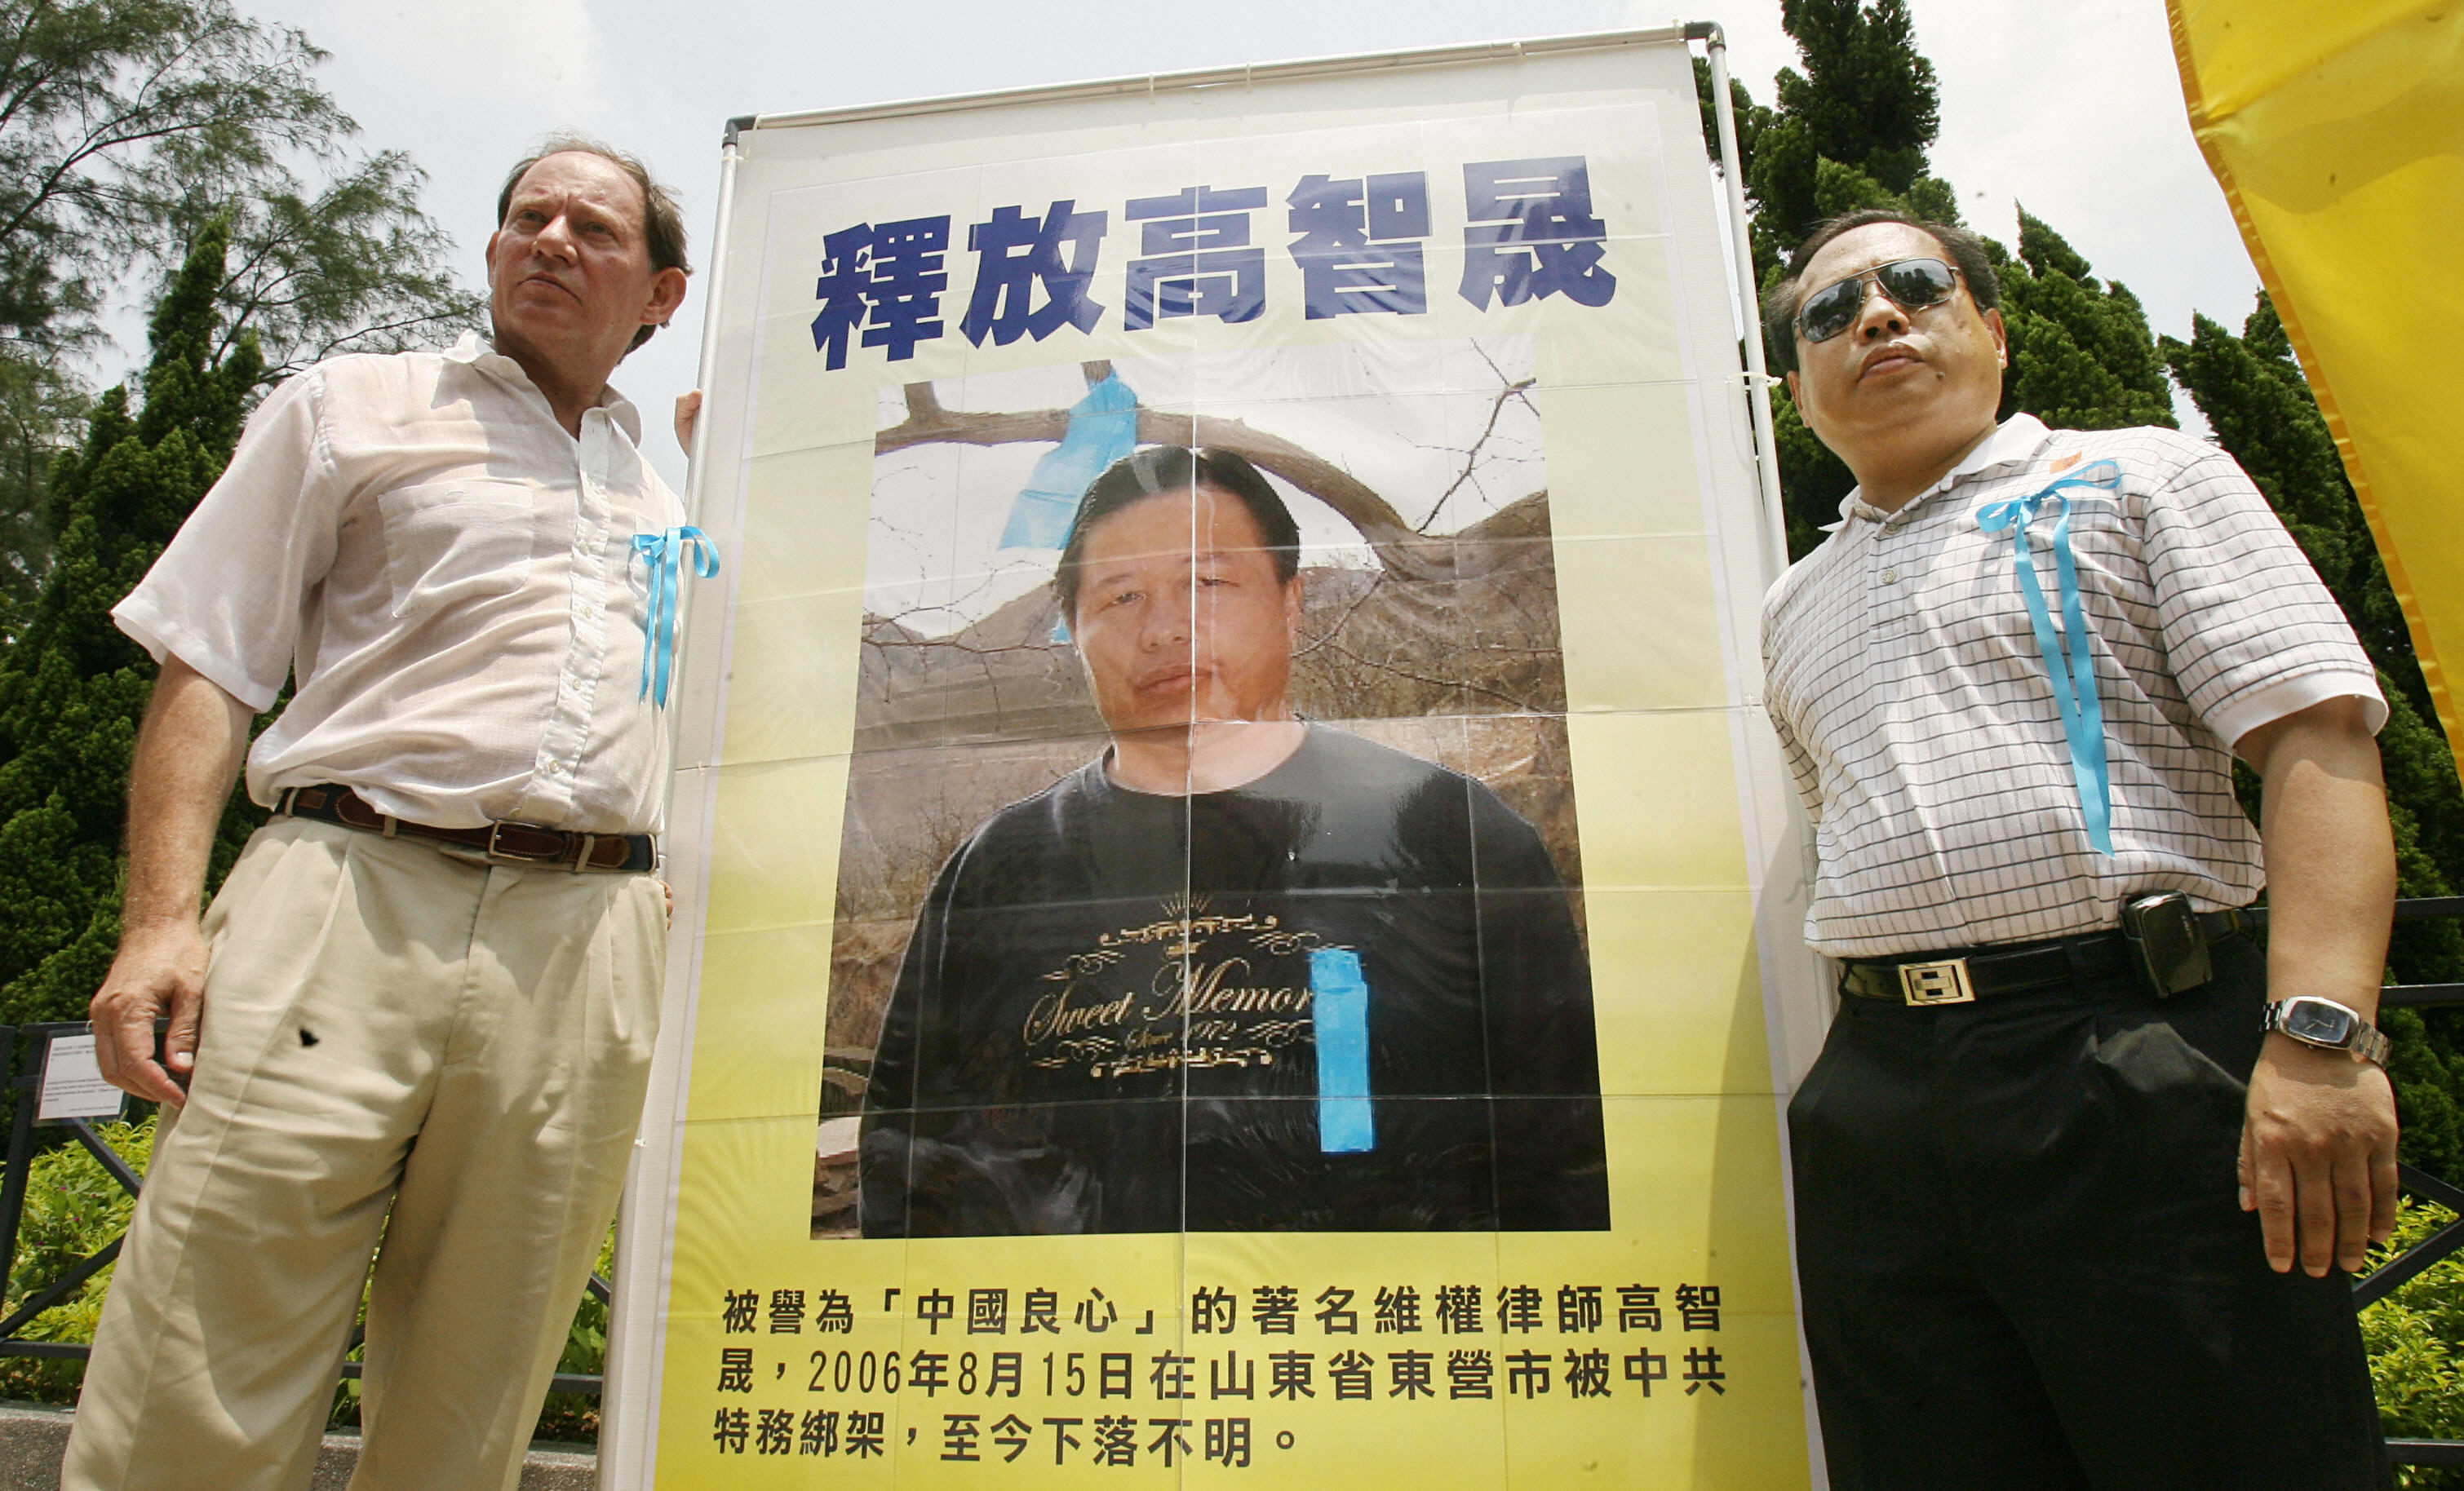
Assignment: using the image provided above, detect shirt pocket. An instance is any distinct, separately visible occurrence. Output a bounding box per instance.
[377,480,537,619]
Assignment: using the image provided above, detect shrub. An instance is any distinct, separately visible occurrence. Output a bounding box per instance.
[2364,1197,2464,1488]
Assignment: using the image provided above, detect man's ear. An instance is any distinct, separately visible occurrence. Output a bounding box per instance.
[641,265,689,328]
[1985,307,2008,368]
[1784,369,1800,404]
[1283,571,1305,630]
[483,228,503,283]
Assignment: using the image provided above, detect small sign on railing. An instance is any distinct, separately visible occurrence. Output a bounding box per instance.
[37,1033,125,1124]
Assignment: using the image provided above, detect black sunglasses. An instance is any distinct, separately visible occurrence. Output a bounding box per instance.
[1794,258,1963,343]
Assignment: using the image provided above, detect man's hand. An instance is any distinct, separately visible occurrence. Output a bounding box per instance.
[2236,693,2400,1276]
[674,390,702,455]
[98,653,252,1104]
[2240,1035,2399,1275]
[91,920,210,1106]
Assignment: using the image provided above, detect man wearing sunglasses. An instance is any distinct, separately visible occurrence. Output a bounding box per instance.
[1761,209,2394,1489]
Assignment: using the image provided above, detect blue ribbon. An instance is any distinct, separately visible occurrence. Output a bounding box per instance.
[1309,946,1374,1154]
[1000,371,1141,551]
[1976,461,2122,856]
[632,526,720,708]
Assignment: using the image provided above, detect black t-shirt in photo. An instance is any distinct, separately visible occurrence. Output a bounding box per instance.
[858,724,1610,1235]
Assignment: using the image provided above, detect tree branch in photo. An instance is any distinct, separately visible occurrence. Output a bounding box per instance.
[875,383,1452,580]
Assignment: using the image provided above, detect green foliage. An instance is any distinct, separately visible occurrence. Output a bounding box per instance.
[0,1116,151,1404]
[1743,0,1958,271]
[194,149,481,382]
[0,354,89,622]
[2364,1200,2464,1487]
[0,221,267,1027]
[0,0,336,354]
[0,0,481,623]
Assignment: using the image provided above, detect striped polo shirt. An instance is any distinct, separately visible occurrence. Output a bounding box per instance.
[1760,414,2383,958]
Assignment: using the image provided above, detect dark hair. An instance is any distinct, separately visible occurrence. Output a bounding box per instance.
[496,133,692,352]
[1760,209,2001,374]
[1053,446,1301,619]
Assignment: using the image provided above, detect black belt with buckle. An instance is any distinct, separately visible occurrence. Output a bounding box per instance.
[1841,910,2252,1007]
[277,785,654,874]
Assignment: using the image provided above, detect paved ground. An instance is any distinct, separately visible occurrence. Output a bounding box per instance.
[0,1402,596,1489]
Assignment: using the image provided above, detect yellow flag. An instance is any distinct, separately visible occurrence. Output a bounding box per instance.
[2169,0,2464,772]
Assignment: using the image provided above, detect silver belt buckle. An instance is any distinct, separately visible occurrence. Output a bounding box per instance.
[485,820,569,866]
[1898,958,1975,1006]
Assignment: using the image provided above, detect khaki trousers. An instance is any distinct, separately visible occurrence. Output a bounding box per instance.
[62,817,667,1491]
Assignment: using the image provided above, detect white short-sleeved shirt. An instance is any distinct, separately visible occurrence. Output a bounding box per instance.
[1761,414,2384,958]
[113,334,688,835]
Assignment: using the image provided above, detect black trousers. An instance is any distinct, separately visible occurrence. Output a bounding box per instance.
[1788,932,2389,1490]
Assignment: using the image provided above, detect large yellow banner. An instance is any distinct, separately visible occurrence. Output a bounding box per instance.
[2169,0,2464,763]
[597,32,1829,1487]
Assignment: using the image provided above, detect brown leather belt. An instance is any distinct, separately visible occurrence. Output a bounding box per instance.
[276,785,654,874]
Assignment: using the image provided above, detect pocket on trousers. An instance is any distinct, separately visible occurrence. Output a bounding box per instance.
[2086,1011,2251,1188]
[377,479,536,618]
[2089,1016,2246,1103]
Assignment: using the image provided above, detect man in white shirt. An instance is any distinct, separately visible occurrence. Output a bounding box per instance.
[1762,209,2395,1489]
[64,136,691,1491]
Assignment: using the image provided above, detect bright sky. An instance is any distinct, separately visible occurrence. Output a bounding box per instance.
[193,0,2253,490]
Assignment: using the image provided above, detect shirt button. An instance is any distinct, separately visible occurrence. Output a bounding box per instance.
[1881,568,1899,584]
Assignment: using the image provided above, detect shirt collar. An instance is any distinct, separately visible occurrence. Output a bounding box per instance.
[445,331,644,445]
[1834,413,2053,527]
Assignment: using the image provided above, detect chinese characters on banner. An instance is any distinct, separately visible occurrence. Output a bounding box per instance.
[809,158,1616,369]
[707,1281,1731,1463]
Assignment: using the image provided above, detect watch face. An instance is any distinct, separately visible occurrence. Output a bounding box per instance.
[2285,1000,2357,1046]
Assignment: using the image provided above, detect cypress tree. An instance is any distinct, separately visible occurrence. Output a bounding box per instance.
[0,222,267,1026]
[1744,0,1960,269]
[1997,212,2176,431]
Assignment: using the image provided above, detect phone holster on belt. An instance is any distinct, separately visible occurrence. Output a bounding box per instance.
[2121,891,2213,998]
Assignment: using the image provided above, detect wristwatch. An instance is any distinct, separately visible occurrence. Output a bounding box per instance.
[2262,996,2392,1067]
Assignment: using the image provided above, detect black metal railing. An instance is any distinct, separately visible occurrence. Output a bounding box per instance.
[0,1021,608,1398]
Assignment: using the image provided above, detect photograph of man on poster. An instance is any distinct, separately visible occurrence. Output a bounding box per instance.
[858,442,1610,1237]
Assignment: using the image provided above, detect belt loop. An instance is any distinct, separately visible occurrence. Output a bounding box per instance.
[574,833,596,871]
[380,813,398,838]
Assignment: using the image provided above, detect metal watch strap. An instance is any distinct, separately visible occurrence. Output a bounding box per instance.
[2263,996,2392,1067]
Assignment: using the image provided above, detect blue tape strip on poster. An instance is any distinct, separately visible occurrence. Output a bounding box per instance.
[1310,946,1374,1153]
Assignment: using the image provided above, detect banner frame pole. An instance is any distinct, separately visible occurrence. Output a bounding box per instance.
[596,126,744,1491]
[1692,20,1790,585]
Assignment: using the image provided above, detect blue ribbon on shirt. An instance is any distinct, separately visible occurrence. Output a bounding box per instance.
[1975,461,2122,856]
[632,526,720,708]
